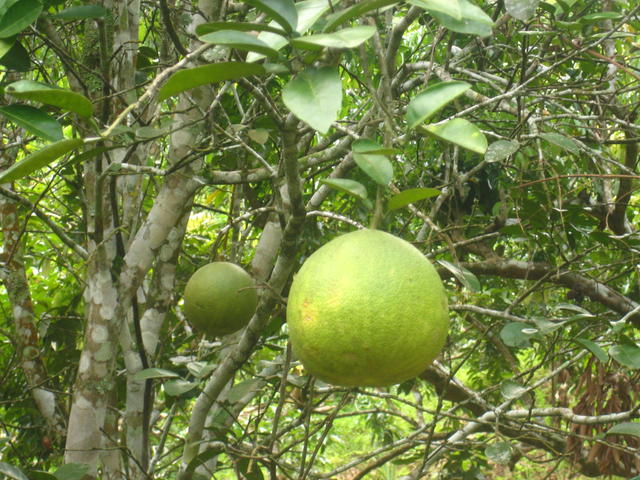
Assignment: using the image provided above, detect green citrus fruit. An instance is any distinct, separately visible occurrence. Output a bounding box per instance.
[286,229,449,387]
[183,262,258,338]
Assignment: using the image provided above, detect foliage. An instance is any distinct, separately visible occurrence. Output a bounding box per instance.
[1,0,639,479]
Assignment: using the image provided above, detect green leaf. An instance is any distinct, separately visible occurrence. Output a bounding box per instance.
[247,0,331,62]
[580,12,622,22]
[505,0,540,21]
[320,178,368,201]
[553,303,595,316]
[605,422,640,438]
[186,361,216,378]
[159,62,265,100]
[0,0,23,16]
[282,66,342,134]
[500,322,536,348]
[185,448,225,476]
[135,125,169,140]
[29,472,57,480]
[575,338,608,363]
[133,368,181,381]
[296,0,333,33]
[0,462,29,480]
[423,118,488,154]
[0,104,63,141]
[532,317,565,335]
[137,46,158,72]
[65,146,109,169]
[351,138,400,155]
[323,0,398,32]
[291,26,376,50]
[163,379,198,396]
[500,380,527,399]
[0,38,29,71]
[236,457,264,480]
[554,0,575,14]
[407,0,461,20]
[5,80,94,117]
[0,0,42,38]
[246,32,289,62]
[485,442,512,465]
[437,260,481,292]
[53,5,107,20]
[352,139,393,186]
[195,21,287,37]
[226,378,264,403]
[388,187,440,210]
[353,153,393,186]
[198,30,282,58]
[244,0,298,32]
[539,132,579,154]
[0,35,14,58]
[428,0,493,37]
[264,63,290,74]
[351,139,378,154]
[485,140,520,163]
[53,463,91,480]
[0,138,83,184]
[609,343,640,369]
[406,81,471,128]
[556,19,581,31]
[248,128,270,144]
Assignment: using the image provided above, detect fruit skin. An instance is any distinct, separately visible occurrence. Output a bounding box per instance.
[183,262,258,338]
[286,229,449,387]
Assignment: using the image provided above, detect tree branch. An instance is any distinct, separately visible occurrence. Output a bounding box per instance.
[0,186,88,259]
[460,259,640,327]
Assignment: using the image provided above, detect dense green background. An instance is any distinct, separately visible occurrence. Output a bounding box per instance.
[0,0,639,479]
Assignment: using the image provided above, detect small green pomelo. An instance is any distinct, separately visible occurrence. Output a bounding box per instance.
[286,229,449,387]
[183,262,258,338]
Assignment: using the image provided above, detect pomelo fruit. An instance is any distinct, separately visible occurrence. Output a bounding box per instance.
[286,229,449,387]
[183,262,258,338]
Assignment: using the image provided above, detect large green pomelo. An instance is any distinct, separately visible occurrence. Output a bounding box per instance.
[183,262,258,338]
[286,229,449,387]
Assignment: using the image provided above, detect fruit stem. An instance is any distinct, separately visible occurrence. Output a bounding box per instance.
[369,185,384,230]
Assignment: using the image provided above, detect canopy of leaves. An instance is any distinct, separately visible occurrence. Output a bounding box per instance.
[0,1,639,480]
